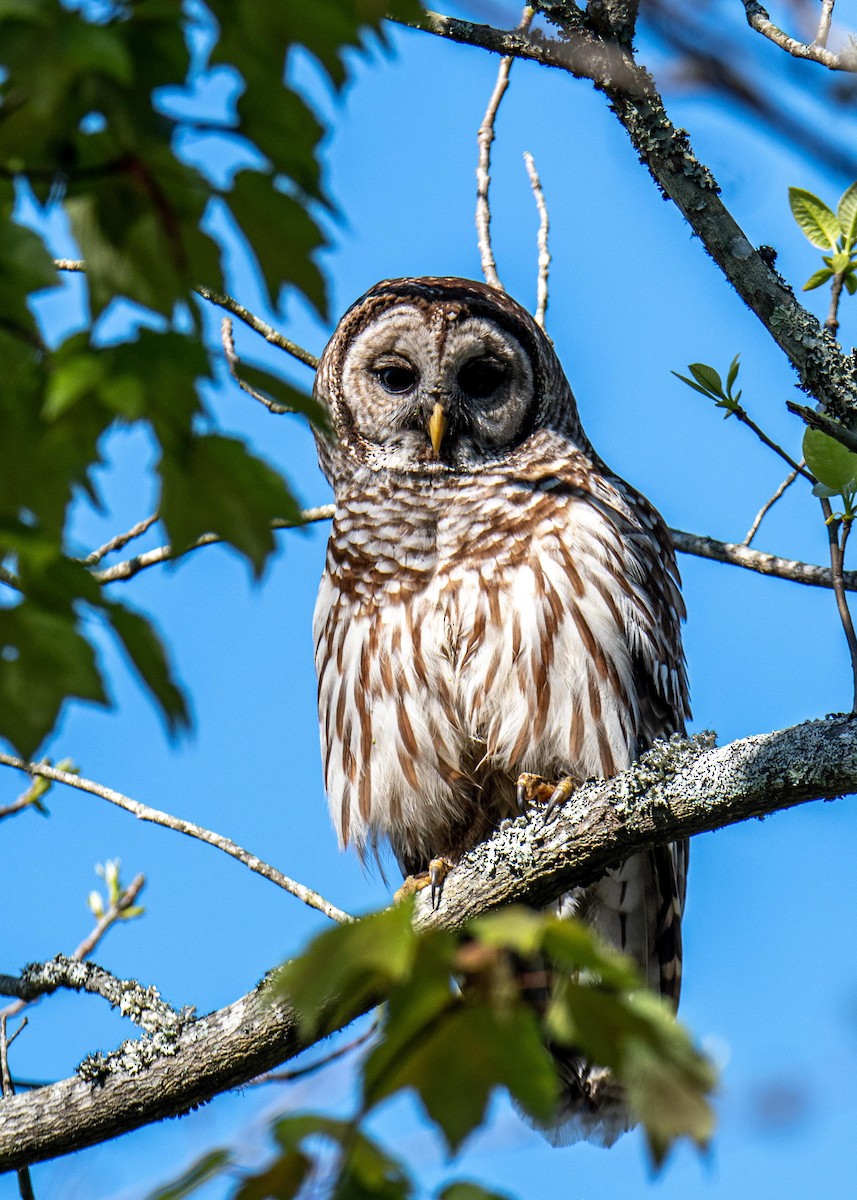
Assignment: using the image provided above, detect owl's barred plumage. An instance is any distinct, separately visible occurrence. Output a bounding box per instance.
[312,277,690,1143]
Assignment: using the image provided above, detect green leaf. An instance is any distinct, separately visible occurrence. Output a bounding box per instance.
[145,1149,233,1200]
[225,170,327,318]
[803,267,834,292]
[803,427,857,492]
[365,1003,557,1152]
[158,434,302,577]
[688,362,724,396]
[830,251,852,273]
[725,354,740,392]
[104,603,190,737]
[273,903,419,1039]
[845,272,857,296]
[439,1185,513,1200]
[837,181,857,245]
[0,604,107,757]
[671,371,716,399]
[234,1152,312,1200]
[812,481,841,498]
[789,187,841,249]
[335,1130,412,1200]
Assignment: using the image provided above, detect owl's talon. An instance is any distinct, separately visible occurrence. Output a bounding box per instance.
[394,871,430,904]
[544,775,579,821]
[394,857,453,908]
[429,857,453,909]
[516,772,557,809]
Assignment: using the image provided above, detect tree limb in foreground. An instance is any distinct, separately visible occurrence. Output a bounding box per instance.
[1,714,855,1172]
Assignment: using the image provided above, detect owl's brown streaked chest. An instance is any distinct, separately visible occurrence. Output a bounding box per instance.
[325,470,566,614]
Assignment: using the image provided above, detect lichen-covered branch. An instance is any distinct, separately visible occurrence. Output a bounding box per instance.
[2,715,856,1172]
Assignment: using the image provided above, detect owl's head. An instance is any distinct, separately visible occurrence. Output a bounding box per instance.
[314,277,586,478]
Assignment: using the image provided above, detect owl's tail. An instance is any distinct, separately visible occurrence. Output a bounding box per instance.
[538,1052,633,1148]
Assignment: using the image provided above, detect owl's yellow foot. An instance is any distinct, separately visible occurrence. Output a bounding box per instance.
[394,857,453,910]
[516,772,580,819]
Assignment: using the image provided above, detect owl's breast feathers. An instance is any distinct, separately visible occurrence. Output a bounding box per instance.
[313,443,688,874]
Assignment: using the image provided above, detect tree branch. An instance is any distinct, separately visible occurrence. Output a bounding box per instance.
[742,1,856,72]
[405,10,857,422]
[0,755,351,926]
[668,527,857,591]
[2,716,856,1170]
[52,263,319,371]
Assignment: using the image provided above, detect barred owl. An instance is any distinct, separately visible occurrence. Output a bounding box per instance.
[312,277,690,1143]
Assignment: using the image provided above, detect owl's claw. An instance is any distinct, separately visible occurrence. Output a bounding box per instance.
[429,857,452,909]
[544,775,579,820]
[394,857,453,910]
[515,772,580,821]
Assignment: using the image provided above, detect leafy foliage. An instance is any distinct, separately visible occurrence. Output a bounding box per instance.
[789,183,857,294]
[150,902,713,1199]
[275,903,714,1167]
[0,0,420,755]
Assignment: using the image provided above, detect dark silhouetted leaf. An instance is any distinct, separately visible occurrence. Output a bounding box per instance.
[159,434,302,577]
[146,1148,233,1200]
[105,603,190,736]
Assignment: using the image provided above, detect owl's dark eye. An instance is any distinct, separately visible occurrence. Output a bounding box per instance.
[376,364,417,394]
[458,358,506,400]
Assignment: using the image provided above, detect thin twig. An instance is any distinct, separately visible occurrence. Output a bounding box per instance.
[0,754,352,925]
[195,285,318,369]
[827,271,846,336]
[250,1019,379,1087]
[475,6,534,289]
[84,514,159,567]
[0,790,42,822]
[0,874,146,1023]
[220,316,296,414]
[820,498,857,710]
[742,467,801,546]
[730,403,815,481]
[0,1017,35,1200]
[74,874,145,961]
[742,1,855,71]
[522,150,551,328]
[52,262,319,371]
[787,402,857,455]
[816,0,836,47]
[92,505,335,583]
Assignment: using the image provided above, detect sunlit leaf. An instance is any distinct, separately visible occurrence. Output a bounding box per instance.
[803,267,834,291]
[803,427,857,492]
[837,181,857,245]
[789,186,841,249]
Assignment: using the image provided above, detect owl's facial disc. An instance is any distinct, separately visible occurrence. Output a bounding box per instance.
[339,307,537,470]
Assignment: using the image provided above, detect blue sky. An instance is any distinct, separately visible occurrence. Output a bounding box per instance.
[3,3,857,1197]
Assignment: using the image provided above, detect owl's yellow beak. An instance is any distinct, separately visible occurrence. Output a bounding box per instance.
[428,402,448,456]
